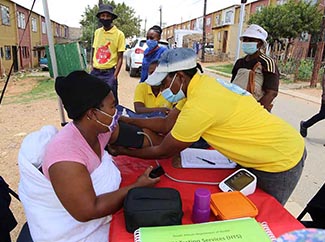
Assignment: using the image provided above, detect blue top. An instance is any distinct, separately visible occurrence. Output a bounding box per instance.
[140,46,167,83]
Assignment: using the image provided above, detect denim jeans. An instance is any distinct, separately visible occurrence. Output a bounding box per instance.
[304,102,325,128]
[246,148,307,205]
[91,68,118,105]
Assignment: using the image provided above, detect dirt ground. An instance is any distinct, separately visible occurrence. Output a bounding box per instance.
[0,66,322,240]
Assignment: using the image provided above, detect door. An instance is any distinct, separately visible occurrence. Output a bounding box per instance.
[222,31,228,53]
[12,46,18,72]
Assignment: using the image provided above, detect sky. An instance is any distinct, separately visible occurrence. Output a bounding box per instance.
[13,0,255,30]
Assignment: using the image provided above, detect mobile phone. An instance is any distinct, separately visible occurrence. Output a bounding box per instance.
[219,168,257,196]
[149,165,165,178]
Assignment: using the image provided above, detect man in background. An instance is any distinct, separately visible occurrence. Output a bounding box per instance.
[231,24,279,112]
[91,3,125,105]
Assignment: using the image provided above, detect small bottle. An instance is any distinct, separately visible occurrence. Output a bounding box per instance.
[122,108,129,117]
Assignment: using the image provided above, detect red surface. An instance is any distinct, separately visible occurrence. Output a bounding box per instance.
[109,156,304,241]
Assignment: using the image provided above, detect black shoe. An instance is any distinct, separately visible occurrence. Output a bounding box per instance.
[300,121,307,137]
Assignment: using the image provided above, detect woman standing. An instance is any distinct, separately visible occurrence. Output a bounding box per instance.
[139,25,168,83]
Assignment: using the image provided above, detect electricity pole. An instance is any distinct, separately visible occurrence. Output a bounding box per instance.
[310,7,325,87]
[235,0,247,61]
[201,0,207,61]
[144,17,147,37]
[159,5,162,27]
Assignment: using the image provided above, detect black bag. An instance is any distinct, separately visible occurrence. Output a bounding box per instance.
[123,187,183,233]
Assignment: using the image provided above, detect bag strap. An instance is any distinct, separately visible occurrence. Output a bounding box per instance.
[0,176,20,201]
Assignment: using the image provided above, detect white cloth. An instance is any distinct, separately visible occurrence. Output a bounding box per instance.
[18,125,122,242]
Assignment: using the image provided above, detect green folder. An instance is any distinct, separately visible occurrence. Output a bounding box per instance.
[134,217,274,242]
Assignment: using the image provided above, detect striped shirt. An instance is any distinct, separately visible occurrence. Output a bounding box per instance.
[231,53,279,91]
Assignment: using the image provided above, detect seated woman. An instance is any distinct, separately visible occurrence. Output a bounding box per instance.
[134,60,173,115]
[18,70,160,241]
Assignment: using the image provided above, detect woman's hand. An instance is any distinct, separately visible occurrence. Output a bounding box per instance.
[135,166,160,187]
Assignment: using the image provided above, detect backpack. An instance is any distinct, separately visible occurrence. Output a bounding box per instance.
[232,62,264,101]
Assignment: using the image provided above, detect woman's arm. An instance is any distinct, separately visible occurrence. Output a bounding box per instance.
[49,162,159,222]
[134,102,170,115]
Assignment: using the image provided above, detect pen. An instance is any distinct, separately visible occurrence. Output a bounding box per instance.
[196,156,216,165]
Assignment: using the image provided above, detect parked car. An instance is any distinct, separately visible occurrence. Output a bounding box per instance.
[124,38,169,77]
[39,54,48,71]
[204,43,214,54]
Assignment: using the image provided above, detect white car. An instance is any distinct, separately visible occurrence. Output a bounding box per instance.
[124,37,169,77]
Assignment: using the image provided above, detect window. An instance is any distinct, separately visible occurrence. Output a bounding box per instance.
[215,15,220,26]
[224,10,233,24]
[276,0,287,5]
[4,46,11,60]
[31,18,37,32]
[256,6,264,13]
[206,17,211,26]
[1,5,10,25]
[21,46,29,59]
[0,47,3,59]
[64,26,69,38]
[42,21,46,34]
[17,12,26,29]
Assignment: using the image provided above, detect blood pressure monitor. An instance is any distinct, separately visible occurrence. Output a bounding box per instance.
[219,168,257,196]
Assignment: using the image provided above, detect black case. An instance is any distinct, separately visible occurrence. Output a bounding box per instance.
[123,187,183,233]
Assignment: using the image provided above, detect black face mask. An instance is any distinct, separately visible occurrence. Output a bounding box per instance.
[100,19,112,28]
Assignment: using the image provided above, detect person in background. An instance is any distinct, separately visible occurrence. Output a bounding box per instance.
[231,24,279,112]
[18,71,160,241]
[300,72,325,137]
[91,3,125,104]
[108,48,306,205]
[134,60,173,115]
[140,25,168,83]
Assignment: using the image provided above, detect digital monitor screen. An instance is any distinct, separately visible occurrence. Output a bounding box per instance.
[224,171,255,191]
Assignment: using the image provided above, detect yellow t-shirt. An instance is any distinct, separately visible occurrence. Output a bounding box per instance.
[171,73,305,172]
[134,83,174,109]
[92,26,125,69]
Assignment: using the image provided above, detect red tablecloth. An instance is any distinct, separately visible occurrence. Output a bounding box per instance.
[109,156,304,241]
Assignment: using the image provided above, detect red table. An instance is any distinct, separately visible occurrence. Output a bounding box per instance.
[109,156,304,241]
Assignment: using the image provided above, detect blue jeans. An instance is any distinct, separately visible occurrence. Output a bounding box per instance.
[246,148,307,205]
[91,68,118,105]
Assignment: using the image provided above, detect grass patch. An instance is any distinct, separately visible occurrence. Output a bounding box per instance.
[206,64,234,75]
[3,78,56,104]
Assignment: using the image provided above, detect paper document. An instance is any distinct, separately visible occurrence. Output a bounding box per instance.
[180,148,237,169]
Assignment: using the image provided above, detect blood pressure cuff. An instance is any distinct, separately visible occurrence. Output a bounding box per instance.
[123,187,183,233]
[113,120,144,148]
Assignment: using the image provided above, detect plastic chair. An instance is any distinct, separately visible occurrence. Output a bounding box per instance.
[297,183,325,229]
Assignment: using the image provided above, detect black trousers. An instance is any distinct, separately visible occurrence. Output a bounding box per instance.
[304,101,325,128]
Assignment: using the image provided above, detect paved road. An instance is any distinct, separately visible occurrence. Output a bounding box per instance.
[123,67,325,217]
[203,69,325,216]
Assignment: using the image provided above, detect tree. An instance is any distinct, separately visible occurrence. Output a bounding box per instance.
[248,0,322,61]
[79,0,141,51]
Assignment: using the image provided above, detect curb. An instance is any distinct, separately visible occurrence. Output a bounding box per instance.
[204,67,321,105]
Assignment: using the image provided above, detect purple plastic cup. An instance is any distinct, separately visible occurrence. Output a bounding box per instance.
[191,207,210,223]
[193,188,211,210]
[191,188,211,223]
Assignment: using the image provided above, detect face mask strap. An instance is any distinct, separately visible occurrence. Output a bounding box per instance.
[168,73,177,89]
[96,108,114,118]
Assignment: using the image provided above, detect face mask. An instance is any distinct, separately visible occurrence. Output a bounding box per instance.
[242,42,258,55]
[146,39,158,49]
[99,19,112,28]
[95,109,119,132]
[162,73,185,103]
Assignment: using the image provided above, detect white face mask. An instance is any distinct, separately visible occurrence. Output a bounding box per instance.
[95,109,119,132]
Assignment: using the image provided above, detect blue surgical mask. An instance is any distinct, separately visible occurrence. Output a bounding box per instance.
[162,73,185,103]
[242,42,258,55]
[146,39,158,49]
[95,109,120,132]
